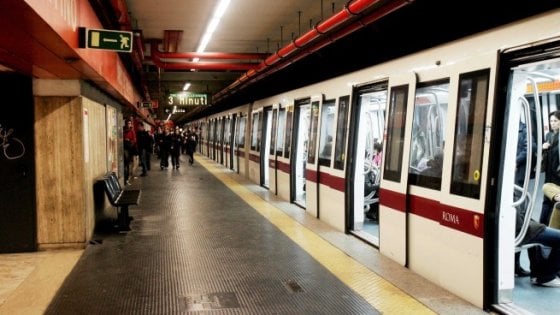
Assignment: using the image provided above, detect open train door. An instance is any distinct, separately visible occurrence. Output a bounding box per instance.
[491,42,560,315]
[347,82,387,246]
[377,72,417,265]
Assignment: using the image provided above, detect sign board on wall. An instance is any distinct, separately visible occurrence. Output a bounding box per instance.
[166,92,209,106]
[80,28,133,53]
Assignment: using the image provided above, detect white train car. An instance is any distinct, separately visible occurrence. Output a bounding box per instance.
[190,9,560,314]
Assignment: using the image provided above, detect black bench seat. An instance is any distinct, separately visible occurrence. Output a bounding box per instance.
[99,172,141,231]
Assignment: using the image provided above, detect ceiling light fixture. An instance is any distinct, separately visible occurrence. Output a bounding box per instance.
[194,0,231,61]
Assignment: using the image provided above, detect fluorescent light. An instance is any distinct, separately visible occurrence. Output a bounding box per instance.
[196,0,231,53]
[215,0,231,17]
[183,83,191,91]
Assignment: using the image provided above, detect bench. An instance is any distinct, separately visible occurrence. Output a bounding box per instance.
[99,172,141,231]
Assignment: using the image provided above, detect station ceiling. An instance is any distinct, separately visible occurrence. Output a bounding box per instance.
[124,0,558,125]
[2,1,557,126]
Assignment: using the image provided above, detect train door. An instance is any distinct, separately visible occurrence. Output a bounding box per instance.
[223,117,230,169]
[215,118,220,163]
[492,43,560,314]
[307,98,320,216]
[229,114,237,170]
[218,118,225,166]
[378,74,416,265]
[268,108,278,194]
[209,120,215,161]
[260,107,273,188]
[348,82,387,246]
[317,98,336,219]
[278,105,293,201]
[236,113,248,175]
[292,98,311,208]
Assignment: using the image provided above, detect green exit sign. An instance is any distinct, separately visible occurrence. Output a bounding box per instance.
[82,28,133,53]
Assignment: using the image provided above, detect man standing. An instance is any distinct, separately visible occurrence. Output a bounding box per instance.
[136,124,153,176]
[123,119,136,185]
[186,129,198,165]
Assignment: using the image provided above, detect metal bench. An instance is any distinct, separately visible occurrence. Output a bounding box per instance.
[100,172,141,231]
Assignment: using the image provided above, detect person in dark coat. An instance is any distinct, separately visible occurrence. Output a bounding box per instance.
[136,124,153,176]
[514,121,536,277]
[541,111,560,224]
[155,126,171,170]
[169,129,182,169]
[186,129,198,165]
[123,119,136,185]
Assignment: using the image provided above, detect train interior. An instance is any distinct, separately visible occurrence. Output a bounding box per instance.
[350,86,387,246]
[497,55,560,314]
[294,102,311,208]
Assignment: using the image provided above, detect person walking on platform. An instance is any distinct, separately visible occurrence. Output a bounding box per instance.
[186,129,198,165]
[170,129,182,169]
[136,124,153,176]
[123,119,136,185]
[155,126,171,170]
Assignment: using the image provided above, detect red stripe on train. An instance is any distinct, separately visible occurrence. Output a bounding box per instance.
[270,161,484,238]
[380,188,484,238]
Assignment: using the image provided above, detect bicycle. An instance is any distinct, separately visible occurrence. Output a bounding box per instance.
[0,124,25,160]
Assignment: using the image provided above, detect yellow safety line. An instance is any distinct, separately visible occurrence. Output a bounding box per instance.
[198,157,435,314]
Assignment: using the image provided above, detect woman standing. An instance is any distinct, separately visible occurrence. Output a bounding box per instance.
[541,110,560,224]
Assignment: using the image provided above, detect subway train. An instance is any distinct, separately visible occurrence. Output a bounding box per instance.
[185,10,560,314]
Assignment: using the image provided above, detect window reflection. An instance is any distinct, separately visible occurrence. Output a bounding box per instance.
[319,99,336,166]
[334,95,350,170]
[408,80,449,190]
[251,112,259,151]
[384,86,407,182]
[237,115,246,149]
[276,108,286,156]
[450,70,489,198]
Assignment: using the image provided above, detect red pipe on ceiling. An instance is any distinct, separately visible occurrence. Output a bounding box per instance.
[152,50,270,60]
[158,62,258,71]
[149,41,266,70]
[213,0,414,102]
[151,54,260,71]
[247,0,410,85]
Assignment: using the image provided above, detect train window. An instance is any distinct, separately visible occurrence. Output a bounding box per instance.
[334,95,350,170]
[307,100,320,165]
[408,80,449,189]
[384,86,408,181]
[221,118,226,144]
[251,112,259,151]
[257,112,263,152]
[276,108,286,156]
[224,118,231,145]
[450,70,489,198]
[319,99,336,166]
[237,115,246,148]
[217,119,223,144]
[284,106,294,158]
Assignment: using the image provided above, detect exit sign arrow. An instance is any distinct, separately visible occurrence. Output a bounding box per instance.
[80,28,133,53]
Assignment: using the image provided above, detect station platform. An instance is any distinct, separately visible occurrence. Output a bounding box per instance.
[0,155,490,314]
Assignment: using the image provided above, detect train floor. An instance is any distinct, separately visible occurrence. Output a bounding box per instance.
[0,154,490,314]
